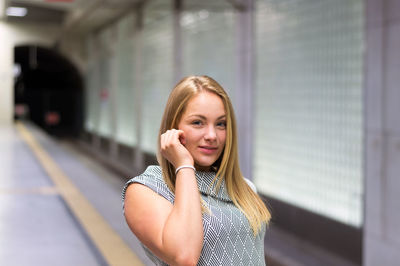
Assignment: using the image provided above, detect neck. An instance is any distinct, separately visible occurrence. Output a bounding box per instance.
[194,163,211,172]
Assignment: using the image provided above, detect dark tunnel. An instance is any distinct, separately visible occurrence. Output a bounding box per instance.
[14,45,83,137]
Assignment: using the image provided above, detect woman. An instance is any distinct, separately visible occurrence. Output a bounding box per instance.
[123,76,271,265]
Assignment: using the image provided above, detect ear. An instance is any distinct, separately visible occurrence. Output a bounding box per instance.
[178,130,186,145]
[179,135,186,145]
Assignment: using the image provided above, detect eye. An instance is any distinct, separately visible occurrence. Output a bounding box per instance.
[191,120,203,126]
[217,121,227,129]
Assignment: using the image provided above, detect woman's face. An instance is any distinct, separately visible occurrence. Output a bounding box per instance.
[178,91,227,171]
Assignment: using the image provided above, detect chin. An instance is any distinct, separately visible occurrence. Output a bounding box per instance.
[195,161,214,168]
[194,157,219,170]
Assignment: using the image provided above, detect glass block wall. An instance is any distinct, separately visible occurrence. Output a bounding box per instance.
[181,9,236,101]
[85,1,175,153]
[254,0,364,226]
[84,0,365,228]
[115,14,137,146]
[84,37,98,133]
[97,29,113,138]
[140,2,174,153]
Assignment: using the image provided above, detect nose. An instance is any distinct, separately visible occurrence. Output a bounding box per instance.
[204,125,217,141]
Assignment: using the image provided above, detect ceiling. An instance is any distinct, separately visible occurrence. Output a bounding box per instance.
[4,0,146,35]
[3,0,244,36]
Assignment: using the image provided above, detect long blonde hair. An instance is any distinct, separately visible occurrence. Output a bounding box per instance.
[157,75,271,235]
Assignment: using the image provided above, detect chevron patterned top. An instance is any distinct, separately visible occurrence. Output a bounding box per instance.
[122,165,266,266]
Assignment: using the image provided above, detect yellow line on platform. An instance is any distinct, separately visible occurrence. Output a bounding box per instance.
[16,122,143,266]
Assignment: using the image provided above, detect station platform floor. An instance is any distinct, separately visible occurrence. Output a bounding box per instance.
[0,121,359,266]
[0,121,152,266]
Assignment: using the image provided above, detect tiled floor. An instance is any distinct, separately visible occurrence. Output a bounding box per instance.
[0,121,360,266]
[0,122,152,266]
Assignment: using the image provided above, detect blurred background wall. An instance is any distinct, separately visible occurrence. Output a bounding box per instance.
[85,0,364,227]
[82,3,365,263]
[1,0,399,265]
[363,0,400,265]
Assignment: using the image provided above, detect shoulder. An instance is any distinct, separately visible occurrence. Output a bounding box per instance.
[134,165,164,183]
[123,168,176,262]
[244,178,257,193]
[143,165,163,176]
[125,165,163,189]
[122,165,174,206]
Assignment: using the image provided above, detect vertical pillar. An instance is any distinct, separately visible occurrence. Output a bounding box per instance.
[235,0,254,180]
[363,0,400,265]
[173,0,183,84]
[0,22,13,125]
[0,1,6,20]
[91,34,101,150]
[109,27,119,159]
[133,5,144,172]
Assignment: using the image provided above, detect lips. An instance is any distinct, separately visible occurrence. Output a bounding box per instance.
[199,146,217,150]
[198,146,218,154]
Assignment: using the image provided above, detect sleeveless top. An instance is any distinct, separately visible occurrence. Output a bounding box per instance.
[122,165,266,266]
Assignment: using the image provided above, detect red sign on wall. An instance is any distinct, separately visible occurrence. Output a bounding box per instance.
[100,89,109,100]
[45,111,60,126]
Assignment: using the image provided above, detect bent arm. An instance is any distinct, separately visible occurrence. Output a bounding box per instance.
[124,168,203,266]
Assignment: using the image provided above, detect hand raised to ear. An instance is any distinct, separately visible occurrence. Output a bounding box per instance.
[160,129,194,169]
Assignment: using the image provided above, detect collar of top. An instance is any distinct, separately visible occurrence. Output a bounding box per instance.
[194,170,232,202]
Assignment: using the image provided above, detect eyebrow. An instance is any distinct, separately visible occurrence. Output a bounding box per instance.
[188,114,226,120]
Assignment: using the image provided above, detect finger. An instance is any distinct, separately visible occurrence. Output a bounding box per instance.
[160,133,166,150]
[172,130,184,145]
[165,130,174,146]
[162,130,172,145]
[177,130,186,145]
[171,129,180,142]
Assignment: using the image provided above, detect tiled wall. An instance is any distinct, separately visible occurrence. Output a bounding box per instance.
[181,9,236,101]
[253,0,364,226]
[84,0,365,228]
[140,3,174,153]
[115,14,137,147]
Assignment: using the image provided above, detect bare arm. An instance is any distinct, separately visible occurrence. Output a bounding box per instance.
[124,130,203,266]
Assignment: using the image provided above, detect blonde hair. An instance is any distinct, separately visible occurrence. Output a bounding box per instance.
[157,75,271,235]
